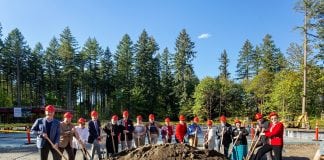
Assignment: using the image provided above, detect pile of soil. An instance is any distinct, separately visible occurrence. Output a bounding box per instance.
[108,143,227,160]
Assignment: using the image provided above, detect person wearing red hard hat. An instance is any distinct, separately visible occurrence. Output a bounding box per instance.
[231,119,249,160]
[254,112,284,160]
[118,110,134,150]
[72,117,89,160]
[59,112,76,160]
[31,105,61,160]
[175,115,187,143]
[161,117,174,144]
[215,115,232,157]
[187,116,202,147]
[103,115,122,157]
[88,110,103,159]
[204,120,215,150]
[254,112,271,160]
[133,115,146,148]
[146,113,161,145]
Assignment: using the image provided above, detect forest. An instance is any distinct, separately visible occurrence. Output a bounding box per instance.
[0,0,322,121]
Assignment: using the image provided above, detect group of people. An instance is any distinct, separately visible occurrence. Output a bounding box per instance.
[31,105,284,160]
[203,112,284,160]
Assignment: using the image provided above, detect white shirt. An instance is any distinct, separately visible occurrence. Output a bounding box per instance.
[72,126,89,149]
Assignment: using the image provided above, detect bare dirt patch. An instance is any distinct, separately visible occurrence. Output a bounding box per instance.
[109,143,227,160]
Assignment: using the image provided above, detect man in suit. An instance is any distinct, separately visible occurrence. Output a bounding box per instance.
[118,110,134,150]
[31,105,61,160]
[88,110,103,160]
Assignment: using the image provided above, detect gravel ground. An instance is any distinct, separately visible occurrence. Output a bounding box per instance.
[0,143,319,160]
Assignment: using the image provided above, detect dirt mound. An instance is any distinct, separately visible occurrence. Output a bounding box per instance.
[108,143,227,160]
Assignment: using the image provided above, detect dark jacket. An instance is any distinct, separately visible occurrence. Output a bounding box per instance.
[31,118,60,148]
[88,120,101,144]
[103,122,122,154]
[216,123,232,147]
[232,127,249,146]
[256,119,270,146]
[118,119,134,141]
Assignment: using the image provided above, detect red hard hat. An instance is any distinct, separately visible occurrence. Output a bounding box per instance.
[179,115,185,121]
[64,112,73,119]
[112,115,118,121]
[269,112,279,119]
[149,114,155,120]
[123,111,129,117]
[255,113,263,120]
[45,105,55,112]
[91,110,98,117]
[78,118,86,124]
[193,117,199,123]
[165,117,171,122]
[219,115,226,122]
[137,115,142,120]
[234,119,241,124]
[207,120,213,125]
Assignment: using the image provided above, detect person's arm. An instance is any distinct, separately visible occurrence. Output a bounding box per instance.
[31,119,42,136]
[265,123,284,138]
[54,120,60,145]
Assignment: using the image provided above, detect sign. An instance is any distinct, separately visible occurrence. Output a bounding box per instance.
[14,107,22,117]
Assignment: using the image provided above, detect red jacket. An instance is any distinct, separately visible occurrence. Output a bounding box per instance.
[175,123,187,143]
[265,122,284,146]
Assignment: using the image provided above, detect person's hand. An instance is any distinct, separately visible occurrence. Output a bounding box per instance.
[111,132,115,136]
[54,143,59,149]
[42,133,48,138]
[123,130,129,134]
[259,132,265,136]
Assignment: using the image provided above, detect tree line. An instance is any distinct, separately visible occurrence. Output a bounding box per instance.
[0,0,322,121]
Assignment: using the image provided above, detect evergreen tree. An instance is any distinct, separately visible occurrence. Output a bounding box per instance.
[44,37,62,105]
[236,40,254,80]
[260,34,285,73]
[3,28,30,107]
[219,49,230,79]
[133,30,160,116]
[99,47,115,116]
[174,29,198,117]
[251,45,262,75]
[27,43,45,105]
[80,37,102,110]
[114,34,134,113]
[160,47,177,119]
[58,27,78,109]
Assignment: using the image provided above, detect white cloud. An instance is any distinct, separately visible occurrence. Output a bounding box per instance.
[198,33,211,39]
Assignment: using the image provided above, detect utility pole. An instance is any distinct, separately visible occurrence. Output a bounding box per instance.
[301,2,308,128]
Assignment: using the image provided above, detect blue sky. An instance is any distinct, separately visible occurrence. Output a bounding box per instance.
[0,0,304,79]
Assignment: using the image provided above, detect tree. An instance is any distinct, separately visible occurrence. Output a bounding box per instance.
[80,37,102,111]
[27,42,45,105]
[160,48,177,119]
[245,69,274,113]
[286,43,304,70]
[193,77,220,120]
[268,70,302,118]
[44,37,62,106]
[3,28,30,107]
[236,40,254,80]
[219,49,230,80]
[58,27,78,109]
[99,47,115,116]
[174,29,199,117]
[260,34,285,73]
[133,30,160,117]
[114,34,134,113]
[251,45,262,75]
